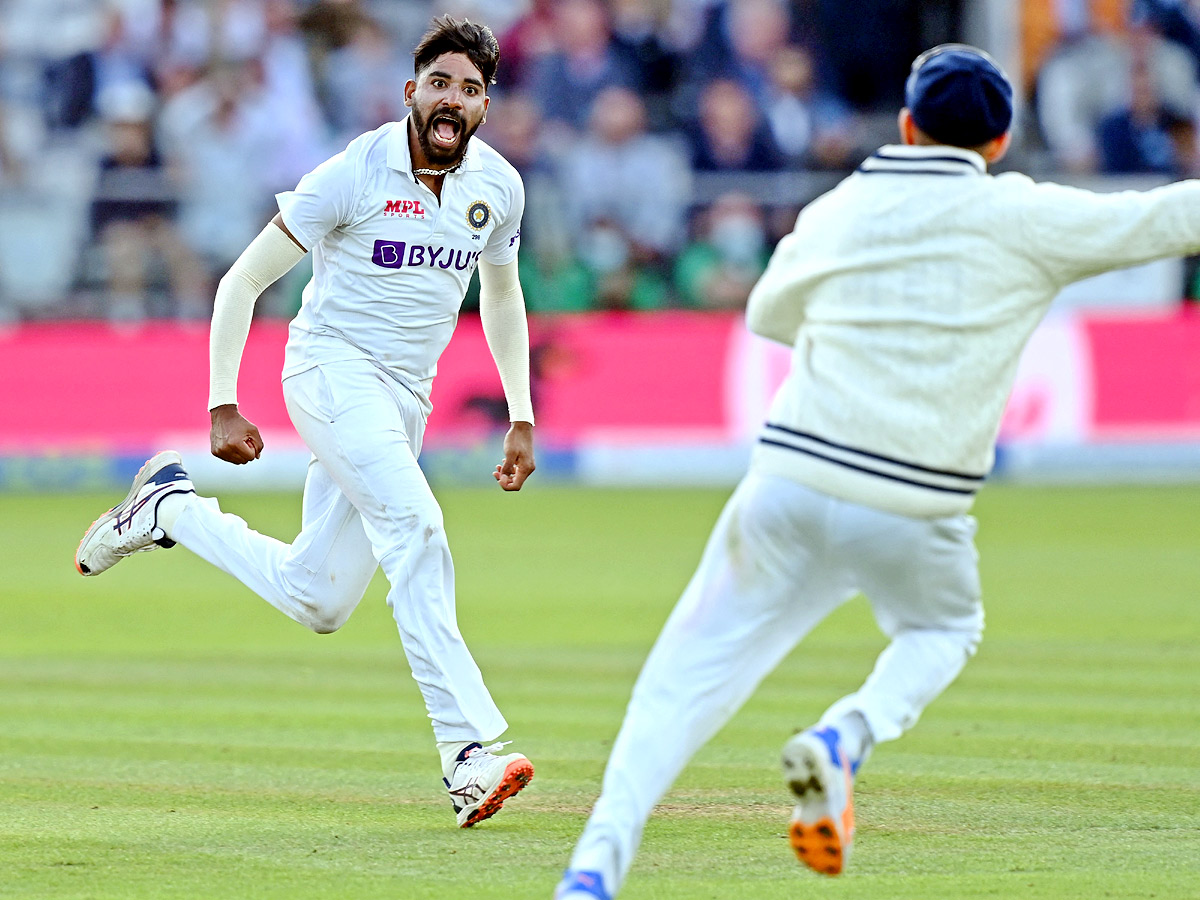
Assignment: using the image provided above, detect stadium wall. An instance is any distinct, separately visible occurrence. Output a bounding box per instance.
[4,310,1200,492]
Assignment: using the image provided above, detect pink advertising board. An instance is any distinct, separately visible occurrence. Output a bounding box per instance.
[4,309,1200,485]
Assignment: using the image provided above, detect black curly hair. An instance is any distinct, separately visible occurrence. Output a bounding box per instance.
[412,15,501,87]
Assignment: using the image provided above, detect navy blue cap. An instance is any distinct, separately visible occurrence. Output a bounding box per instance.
[905,44,1013,148]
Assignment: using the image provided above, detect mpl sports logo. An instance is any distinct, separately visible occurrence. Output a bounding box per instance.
[383,199,426,218]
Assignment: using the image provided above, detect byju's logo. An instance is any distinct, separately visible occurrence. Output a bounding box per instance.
[383,199,426,218]
[372,240,480,272]
[372,241,407,268]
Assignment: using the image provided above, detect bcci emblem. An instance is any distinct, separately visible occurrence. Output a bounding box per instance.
[466,200,491,231]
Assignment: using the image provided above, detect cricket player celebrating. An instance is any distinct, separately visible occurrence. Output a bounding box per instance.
[557,45,1200,898]
[76,16,537,829]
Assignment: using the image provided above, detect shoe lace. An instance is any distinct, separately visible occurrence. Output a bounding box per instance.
[468,741,511,758]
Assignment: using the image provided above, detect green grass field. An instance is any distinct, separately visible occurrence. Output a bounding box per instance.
[2,482,1198,899]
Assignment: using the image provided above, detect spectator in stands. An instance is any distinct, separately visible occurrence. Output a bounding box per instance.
[158,62,275,287]
[764,44,856,168]
[322,15,412,145]
[497,0,558,86]
[1037,9,1197,173]
[3,0,106,130]
[578,220,672,311]
[477,92,572,267]
[674,192,770,310]
[688,78,785,171]
[1097,56,1197,175]
[1132,0,1200,77]
[559,85,691,269]
[520,0,641,131]
[722,0,792,97]
[90,80,208,320]
[610,0,684,119]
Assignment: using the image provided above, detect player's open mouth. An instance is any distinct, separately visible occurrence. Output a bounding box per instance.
[431,114,462,147]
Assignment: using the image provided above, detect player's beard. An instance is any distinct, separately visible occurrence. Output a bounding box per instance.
[410,105,481,168]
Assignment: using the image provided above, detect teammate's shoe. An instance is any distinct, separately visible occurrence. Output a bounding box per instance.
[554,870,611,900]
[443,741,534,828]
[75,451,195,576]
[782,725,856,876]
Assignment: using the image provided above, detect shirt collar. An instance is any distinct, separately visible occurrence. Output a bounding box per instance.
[858,144,987,176]
[387,115,483,175]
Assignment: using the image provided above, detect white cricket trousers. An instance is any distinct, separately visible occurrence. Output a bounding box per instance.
[569,471,984,891]
[170,360,507,742]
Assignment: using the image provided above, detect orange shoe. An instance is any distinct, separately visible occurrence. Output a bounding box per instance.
[782,726,856,875]
[444,741,534,827]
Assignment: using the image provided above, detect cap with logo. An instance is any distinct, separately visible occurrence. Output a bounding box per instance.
[905,44,1013,148]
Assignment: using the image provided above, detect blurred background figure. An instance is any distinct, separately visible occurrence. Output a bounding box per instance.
[763,44,856,168]
[520,0,640,132]
[321,15,410,146]
[674,191,770,310]
[1034,0,1197,173]
[1096,53,1198,175]
[3,0,105,131]
[158,62,275,290]
[89,80,208,320]
[688,78,784,171]
[561,84,696,282]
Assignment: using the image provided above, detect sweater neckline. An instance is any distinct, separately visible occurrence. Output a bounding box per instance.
[857,144,987,177]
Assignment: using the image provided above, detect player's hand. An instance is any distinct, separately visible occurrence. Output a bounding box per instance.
[494,421,534,491]
[210,403,263,465]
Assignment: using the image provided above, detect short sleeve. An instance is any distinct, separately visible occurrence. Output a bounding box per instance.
[481,175,525,266]
[275,149,359,250]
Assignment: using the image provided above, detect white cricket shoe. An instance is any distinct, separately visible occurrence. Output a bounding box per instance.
[75,450,194,576]
[782,725,856,876]
[443,741,534,828]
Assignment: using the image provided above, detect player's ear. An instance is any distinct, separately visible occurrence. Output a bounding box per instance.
[981,130,1011,164]
[403,80,416,107]
[898,108,915,145]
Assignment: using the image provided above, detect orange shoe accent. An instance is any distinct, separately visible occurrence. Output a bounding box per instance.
[75,508,111,574]
[789,815,847,876]
[460,757,534,828]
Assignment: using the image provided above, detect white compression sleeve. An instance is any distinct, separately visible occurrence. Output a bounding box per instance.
[208,223,307,409]
[478,259,534,424]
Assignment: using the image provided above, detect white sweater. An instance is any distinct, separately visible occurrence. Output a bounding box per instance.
[747,144,1200,518]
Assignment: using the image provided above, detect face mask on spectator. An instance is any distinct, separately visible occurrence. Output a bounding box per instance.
[581,225,631,274]
[711,215,766,268]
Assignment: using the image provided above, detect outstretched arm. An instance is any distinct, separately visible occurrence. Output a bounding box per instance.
[478,258,535,491]
[208,217,307,464]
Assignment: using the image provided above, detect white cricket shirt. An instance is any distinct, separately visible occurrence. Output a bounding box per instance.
[747,144,1200,518]
[277,117,524,417]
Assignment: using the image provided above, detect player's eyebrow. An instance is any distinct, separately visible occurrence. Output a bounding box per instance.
[427,69,485,89]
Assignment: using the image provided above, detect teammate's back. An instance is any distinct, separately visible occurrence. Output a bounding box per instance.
[748,142,1200,518]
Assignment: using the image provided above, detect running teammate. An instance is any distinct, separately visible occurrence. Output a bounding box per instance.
[556,45,1200,898]
[76,15,537,829]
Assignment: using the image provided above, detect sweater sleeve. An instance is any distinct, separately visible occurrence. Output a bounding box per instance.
[745,229,809,347]
[1016,177,1200,288]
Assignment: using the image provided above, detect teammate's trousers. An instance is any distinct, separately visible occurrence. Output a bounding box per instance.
[170,359,508,742]
[568,471,984,890]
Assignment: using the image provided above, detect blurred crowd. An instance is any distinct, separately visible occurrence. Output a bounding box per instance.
[1,0,1199,322]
